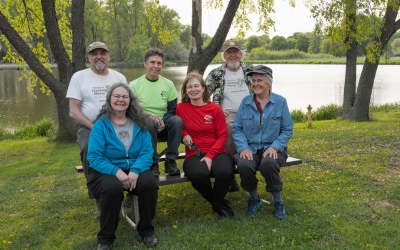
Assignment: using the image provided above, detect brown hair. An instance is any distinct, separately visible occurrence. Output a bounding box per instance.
[180,71,210,103]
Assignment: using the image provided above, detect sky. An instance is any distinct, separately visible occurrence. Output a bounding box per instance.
[158,0,316,39]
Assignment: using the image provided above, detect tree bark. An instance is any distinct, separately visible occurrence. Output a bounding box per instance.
[188,0,241,75]
[345,1,400,121]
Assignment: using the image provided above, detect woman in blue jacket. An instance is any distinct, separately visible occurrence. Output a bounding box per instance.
[87,83,158,249]
[233,65,293,220]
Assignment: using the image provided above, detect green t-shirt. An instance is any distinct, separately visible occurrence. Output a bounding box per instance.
[129,75,178,118]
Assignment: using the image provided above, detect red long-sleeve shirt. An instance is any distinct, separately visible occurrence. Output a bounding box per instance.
[176,102,228,160]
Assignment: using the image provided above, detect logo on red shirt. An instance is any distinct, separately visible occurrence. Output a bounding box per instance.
[204,115,213,124]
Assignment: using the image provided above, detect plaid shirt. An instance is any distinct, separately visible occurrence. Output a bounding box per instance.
[205,62,254,106]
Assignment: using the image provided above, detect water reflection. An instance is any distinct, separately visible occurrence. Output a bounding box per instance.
[0,64,399,130]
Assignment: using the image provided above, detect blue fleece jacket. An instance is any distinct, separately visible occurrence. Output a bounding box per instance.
[87,116,153,176]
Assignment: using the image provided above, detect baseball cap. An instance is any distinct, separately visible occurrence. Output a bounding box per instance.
[246,65,273,78]
[87,41,109,54]
[223,40,242,51]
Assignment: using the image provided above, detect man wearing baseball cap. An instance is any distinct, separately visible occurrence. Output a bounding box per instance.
[205,40,255,192]
[66,41,127,221]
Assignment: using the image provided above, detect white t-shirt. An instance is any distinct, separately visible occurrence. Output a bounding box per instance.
[66,68,127,122]
[221,69,250,112]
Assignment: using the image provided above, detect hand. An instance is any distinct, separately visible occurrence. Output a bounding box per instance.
[182,135,193,148]
[150,115,165,132]
[200,156,212,172]
[127,172,139,191]
[116,169,131,190]
[223,110,230,118]
[239,149,253,160]
[263,147,277,159]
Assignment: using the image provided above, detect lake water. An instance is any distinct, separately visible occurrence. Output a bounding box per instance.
[0,64,399,130]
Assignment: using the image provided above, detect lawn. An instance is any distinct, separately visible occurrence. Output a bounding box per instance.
[1,110,399,249]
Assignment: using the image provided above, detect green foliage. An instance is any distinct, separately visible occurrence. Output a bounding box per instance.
[34,118,54,137]
[370,102,400,112]
[290,109,307,123]
[270,35,287,50]
[296,34,310,53]
[245,35,260,52]
[311,104,343,121]
[286,38,297,49]
[0,118,55,140]
[249,48,307,60]
[164,40,189,61]
[125,34,151,67]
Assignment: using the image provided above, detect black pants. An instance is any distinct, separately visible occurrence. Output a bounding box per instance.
[183,153,233,212]
[234,149,287,193]
[76,125,95,199]
[87,170,158,245]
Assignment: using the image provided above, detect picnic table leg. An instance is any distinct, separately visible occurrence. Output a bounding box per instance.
[121,203,137,230]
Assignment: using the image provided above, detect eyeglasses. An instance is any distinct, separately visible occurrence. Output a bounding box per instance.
[112,94,130,100]
[190,143,203,157]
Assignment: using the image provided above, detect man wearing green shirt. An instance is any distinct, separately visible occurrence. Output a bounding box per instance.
[129,48,182,177]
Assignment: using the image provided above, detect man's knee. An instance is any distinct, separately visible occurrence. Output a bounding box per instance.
[167,115,183,128]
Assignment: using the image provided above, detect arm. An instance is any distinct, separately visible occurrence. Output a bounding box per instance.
[205,106,228,159]
[270,99,294,152]
[232,100,250,153]
[129,129,153,174]
[87,120,120,175]
[162,98,177,122]
[69,98,93,129]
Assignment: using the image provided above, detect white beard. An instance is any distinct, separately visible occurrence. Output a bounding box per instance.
[227,61,240,69]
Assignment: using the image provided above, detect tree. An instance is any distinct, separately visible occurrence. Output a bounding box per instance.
[245,35,260,52]
[286,37,297,49]
[270,35,287,50]
[308,34,322,54]
[393,37,400,54]
[309,0,400,120]
[296,34,310,52]
[188,0,283,74]
[0,0,86,141]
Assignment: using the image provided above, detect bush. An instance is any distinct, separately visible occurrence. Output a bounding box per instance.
[0,126,12,140]
[13,124,37,139]
[35,118,54,136]
[291,109,307,123]
[312,104,343,121]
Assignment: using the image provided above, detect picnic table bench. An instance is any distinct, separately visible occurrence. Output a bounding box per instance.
[75,138,302,230]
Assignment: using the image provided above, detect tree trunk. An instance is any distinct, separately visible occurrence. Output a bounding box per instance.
[342,0,358,120]
[344,1,400,121]
[188,0,241,75]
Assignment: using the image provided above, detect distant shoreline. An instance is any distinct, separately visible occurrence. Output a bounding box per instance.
[2,57,400,70]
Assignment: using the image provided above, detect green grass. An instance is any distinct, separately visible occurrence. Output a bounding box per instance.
[1,110,400,249]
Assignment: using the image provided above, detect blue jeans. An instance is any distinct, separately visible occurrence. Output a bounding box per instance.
[149,115,183,163]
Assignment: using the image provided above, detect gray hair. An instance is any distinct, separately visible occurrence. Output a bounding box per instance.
[95,83,150,130]
[220,49,246,61]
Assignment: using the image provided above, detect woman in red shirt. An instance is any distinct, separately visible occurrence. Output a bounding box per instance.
[176,72,235,218]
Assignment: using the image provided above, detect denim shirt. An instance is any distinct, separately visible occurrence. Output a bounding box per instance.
[233,93,293,154]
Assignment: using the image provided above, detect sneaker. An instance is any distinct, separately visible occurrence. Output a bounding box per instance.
[245,196,262,215]
[97,244,111,250]
[227,178,240,192]
[274,201,287,220]
[150,163,160,177]
[142,235,158,247]
[124,193,134,211]
[164,159,180,176]
[94,197,101,220]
